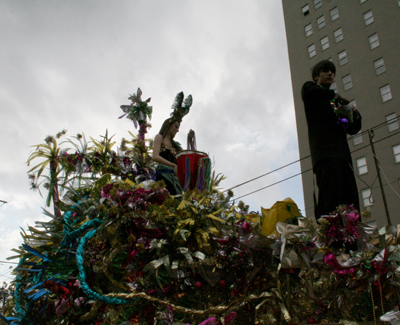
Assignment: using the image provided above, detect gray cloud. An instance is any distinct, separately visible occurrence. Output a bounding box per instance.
[0,1,304,279]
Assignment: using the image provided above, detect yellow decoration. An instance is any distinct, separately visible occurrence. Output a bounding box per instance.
[259,198,301,237]
[206,214,226,223]
[90,173,112,199]
[246,213,262,225]
[177,199,192,210]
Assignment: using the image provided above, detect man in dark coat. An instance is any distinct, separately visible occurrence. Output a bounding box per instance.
[301,60,362,219]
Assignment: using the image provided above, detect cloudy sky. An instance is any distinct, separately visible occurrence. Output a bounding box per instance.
[0,1,304,282]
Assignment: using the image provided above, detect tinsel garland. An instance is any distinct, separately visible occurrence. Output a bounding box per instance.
[60,218,103,248]
[12,257,28,322]
[76,224,132,305]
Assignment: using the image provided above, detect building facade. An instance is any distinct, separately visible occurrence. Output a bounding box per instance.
[282,0,400,227]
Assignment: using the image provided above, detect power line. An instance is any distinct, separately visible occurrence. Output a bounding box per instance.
[3,276,14,282]
[223,155,310,193]
[0,268,14,279]
[228,125,400,202]
[370,114,400,132]
[347,116,400,148]
[371,129,400,145]
[0,275,15,282]
[347,114,400,138]
[232,169,312,201]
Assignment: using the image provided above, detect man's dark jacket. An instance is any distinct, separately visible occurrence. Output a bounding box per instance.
[301,81,362,169]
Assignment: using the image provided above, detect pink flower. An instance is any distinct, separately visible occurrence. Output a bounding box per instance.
[224,312,237,324]
[198,317,218,325]
[100,183,114,198]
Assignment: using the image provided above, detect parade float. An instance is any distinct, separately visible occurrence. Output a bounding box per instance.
[1,90,400,325]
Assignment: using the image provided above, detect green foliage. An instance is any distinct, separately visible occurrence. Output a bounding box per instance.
[0,282,14,317]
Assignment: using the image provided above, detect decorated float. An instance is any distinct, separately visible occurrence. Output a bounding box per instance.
[1,90,400,325]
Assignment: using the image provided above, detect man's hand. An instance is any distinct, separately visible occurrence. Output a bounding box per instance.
[334,93,350,105]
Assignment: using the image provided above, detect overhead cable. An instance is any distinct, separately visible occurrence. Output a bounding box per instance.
[231,169,312,201]
[228,125,400,201]
[223,155,310,193]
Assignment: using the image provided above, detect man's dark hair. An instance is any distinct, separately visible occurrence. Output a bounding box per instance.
[311,60,336,81]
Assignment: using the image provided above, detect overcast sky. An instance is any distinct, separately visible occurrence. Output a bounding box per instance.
[0,1,304,282]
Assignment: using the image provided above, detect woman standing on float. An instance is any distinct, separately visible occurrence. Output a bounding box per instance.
[152,92,192,195]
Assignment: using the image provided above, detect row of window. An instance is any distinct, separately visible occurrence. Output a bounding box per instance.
[302,4,339,23]
[357,139,400,207]
[303,0,400,18]
[306,34,390,103]
[362,0,400,6]
[360,178,400,208]
[353,102,400,207]
[307,32,380,58]
[302,3,339,20]
[356,143,400,176]
[305,26,344,47]
[352,113,398,146]
[334,51,385,75]
[361,181,400,208]
[306,9,373,36]
[362,0,400,5]
[323,70,391,102]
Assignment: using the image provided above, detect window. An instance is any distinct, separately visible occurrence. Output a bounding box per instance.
[380,85,392,102]
[317,15,326,29]
[369,33,380,49]
[330,7,339,21]
[302,4,310,16]
[308,44,316,58]
[338,50,348,65]
[343,74,353,91]
[353,131,363,145]
[363,10,374,25]
[356,157,368,175]
[386,113,399,132]
[362,188,373,207]
[393,144,400,163]
[374,58,386,75]
[305,23,313,37]
[321,36,329,50]
[360,0,368,3]
[330,82,337,92]
[314,0,322,9]
[334,28,343,42]
[398,0,400,7]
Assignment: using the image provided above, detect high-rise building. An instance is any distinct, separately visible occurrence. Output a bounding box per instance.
[282,0,400,227]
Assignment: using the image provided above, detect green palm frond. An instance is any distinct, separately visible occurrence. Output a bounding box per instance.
[209,171,226,192]
[63,133,92,154]
[90,130,116,154]
[27,160,51,178]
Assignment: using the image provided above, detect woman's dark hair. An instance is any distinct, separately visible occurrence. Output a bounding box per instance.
[311,60,336,81]
[158,118,182,151]
[159,118,174,138]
